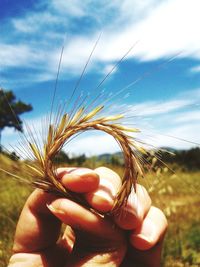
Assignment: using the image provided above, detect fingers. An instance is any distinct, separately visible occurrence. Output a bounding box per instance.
[62,166,167,253]
[83,167,151,231]
[121,237,164,267]
[57,167,99,193]
[13,167,99,253]
[130,206,168,251]
[47,197,127,267]
[13,165,167,267]
[114,184,152,230]
[85,167,122,212]
[47,197,120,239]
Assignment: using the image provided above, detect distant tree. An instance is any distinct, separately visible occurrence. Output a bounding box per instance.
[160,147,200,171]
[74,154,86,166]
[53,150,71,164]
[111,154,121,166]
[53,151,87,166]
[176,147,200,171]
[0,89,32,147]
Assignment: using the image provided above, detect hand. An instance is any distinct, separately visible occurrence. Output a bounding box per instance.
[8,167,167,267]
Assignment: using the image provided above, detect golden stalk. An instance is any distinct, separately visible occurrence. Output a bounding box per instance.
[26,105,146,214]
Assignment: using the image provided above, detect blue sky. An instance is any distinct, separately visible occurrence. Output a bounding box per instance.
[1,0,200,156]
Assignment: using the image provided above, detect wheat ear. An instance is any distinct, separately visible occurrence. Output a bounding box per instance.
[27,105,146,214]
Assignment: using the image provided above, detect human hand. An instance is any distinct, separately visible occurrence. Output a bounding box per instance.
[8,167,167,267]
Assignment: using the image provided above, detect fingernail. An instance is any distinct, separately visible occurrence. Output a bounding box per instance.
[86,190,114,212]
[94,190,114,203]
[46,203,57,213]
[70,168,96,176]
[57,168,97,179]
[130,218,156,248]
[46,201,65,215]
[114,206,139,230]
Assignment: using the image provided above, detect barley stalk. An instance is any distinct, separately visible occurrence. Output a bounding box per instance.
[27,105,146,214]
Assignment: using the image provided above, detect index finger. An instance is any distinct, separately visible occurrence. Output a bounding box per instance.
[84,167,151,230]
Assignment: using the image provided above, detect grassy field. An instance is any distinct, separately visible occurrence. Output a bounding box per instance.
[0,154,200,267]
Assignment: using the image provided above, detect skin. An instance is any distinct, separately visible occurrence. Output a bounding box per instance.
[8,167,167,267]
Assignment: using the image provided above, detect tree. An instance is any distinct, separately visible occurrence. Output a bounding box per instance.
[75,154,86,166]
[53,150,71,164]
[0,89,32,147]
[111,154,121,166]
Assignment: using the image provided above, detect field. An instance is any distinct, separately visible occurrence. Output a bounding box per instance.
[0,154,200,267]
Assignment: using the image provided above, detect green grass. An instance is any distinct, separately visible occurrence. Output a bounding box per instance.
[0,155,200,267]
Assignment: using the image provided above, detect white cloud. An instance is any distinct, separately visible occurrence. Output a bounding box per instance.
[107,88,200,150]
[49,0,200,64]
[0,43,48,68]
[95,0,200,61]
[1,0,200,81]
[0,44,33,67]
[190,65,200,73]
[50,0,86,17]
[64,132,120,156]
[150,123,200,149]
[174,110,200,123]
[130,0,200,60]
[108,88,200,118]
[128,99,194,117]
[12,12,63,33]
[101,64,118,76]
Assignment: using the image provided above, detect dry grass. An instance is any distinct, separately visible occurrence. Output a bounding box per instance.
[1,155,200,266]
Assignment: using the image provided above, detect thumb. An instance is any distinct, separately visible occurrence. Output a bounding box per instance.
[47,197,127,267]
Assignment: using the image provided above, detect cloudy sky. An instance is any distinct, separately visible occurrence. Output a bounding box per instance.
[1,0,200,156]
